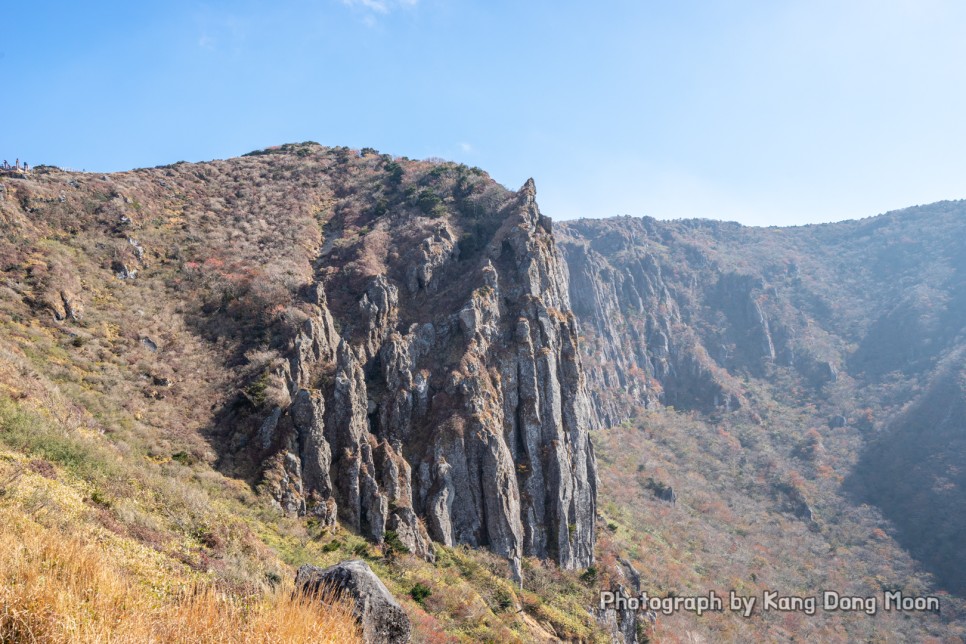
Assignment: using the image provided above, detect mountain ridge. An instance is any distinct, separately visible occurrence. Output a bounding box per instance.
[2,145,964,642]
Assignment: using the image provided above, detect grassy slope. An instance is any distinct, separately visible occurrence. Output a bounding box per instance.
[0,388,362,642]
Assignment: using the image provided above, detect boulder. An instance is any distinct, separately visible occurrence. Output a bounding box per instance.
[296,560,411,644]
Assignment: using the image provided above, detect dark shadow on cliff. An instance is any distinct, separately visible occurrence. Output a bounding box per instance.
[844,352,966,596]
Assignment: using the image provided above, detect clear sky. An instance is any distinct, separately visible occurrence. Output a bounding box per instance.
[3,1,966,226]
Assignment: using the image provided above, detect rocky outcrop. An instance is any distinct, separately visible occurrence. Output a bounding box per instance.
[595,558,646,644]
[555,216,855,427]
[263,336,435,559]
[595,584,639,644]
[289,283,340,389]
[296,560,410,644]
[404,222,458,294]
[259,179,597,570]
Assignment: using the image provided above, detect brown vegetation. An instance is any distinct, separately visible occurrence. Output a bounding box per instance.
[0,507,361,643]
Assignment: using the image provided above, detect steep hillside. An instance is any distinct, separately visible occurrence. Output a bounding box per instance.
[0,145,606,642]
[851,354,966,594]
[1,144,596,569]
[592,411,959,643]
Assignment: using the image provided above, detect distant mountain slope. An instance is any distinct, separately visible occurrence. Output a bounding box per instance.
[558,203,966,421]
[557,203,966,602]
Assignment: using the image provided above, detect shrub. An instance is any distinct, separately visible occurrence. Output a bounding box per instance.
[409,582,432,605]
[416,189,443,216]
[0,397,115,482]
[494,587,514,611]
[384,161,404,185]
[172,450,194,465]
[245,372,270,407]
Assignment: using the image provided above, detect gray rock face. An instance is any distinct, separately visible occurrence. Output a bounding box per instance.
[556,220,746,425]
[259,179,597,569]
[359,276,399,361]
[296,560,410,644]
[654,484,677,505]
[595,584,639,644]
[405,223,458,294]
[289,283,340,389]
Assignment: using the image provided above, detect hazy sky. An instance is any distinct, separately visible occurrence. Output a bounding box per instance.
[4,1,966,226]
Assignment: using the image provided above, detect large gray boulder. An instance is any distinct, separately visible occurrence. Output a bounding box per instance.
[296,560,411,644]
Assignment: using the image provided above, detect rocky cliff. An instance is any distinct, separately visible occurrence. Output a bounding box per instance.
[556,217,781,426]
[228,154,598,570]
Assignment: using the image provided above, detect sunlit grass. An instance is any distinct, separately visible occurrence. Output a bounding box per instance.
[0,506,361,643]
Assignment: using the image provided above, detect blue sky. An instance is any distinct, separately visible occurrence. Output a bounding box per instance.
[3,1,966,226]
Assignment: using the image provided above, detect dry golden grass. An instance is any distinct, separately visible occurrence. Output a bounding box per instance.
[0,509,361,644]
